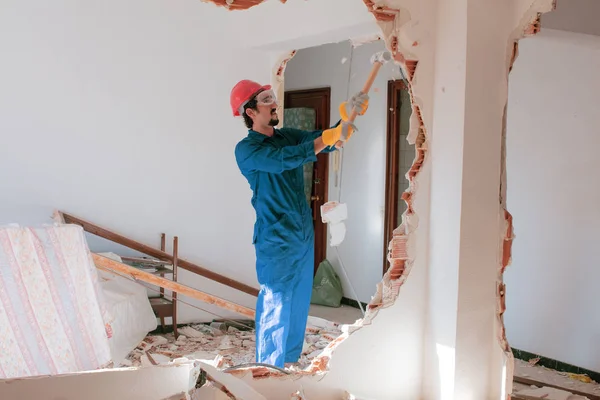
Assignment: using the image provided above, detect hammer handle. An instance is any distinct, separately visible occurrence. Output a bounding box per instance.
[348,61,384,123]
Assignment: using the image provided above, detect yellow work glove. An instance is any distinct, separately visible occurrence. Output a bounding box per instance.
[322,92,369,146]
[322,118,356,146]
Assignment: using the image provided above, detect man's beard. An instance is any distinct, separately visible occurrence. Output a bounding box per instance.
[268,109,279,126]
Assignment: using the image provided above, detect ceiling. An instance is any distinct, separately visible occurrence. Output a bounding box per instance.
[542,0,600,37]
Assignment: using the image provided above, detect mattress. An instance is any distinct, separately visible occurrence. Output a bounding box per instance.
[0,225,112,378]
[96,252,157,364]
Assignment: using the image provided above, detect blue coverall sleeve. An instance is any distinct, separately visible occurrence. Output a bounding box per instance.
[280,120,342,154]
[235,140,317,174]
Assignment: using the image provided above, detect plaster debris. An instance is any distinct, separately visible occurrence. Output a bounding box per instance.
[198,361,267,400]
[120,317,343,371]
[529,357,541,366]
[341,57,348,64]
[179,326,205,338]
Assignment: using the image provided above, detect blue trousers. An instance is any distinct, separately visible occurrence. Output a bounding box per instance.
[254,243,314,368]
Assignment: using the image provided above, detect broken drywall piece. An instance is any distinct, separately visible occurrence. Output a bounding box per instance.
[179,326,206,338]
[0,360,202,400]
[191,384,233,400]
[198,362,266,400]
[515,386,590,400]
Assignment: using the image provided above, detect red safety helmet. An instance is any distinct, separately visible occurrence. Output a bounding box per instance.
[230,80,271,117]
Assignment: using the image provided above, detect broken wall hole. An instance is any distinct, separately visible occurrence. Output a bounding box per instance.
[223,1,558,397]
[234,10,430,382]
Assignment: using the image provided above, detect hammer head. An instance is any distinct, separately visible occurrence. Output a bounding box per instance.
[370,50,393,65]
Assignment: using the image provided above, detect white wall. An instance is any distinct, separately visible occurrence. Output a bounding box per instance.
[285,40,405,304]
[0,0,378,323]
[505,29,600,371]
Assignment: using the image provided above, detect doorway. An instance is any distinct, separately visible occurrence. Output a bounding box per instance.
[383,79,413,275]
[283,87,331,274]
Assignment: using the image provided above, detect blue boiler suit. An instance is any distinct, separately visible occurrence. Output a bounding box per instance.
[235,127,336,368]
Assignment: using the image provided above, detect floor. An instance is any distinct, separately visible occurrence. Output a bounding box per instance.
[309,303,364,324]
[512,358,600,399]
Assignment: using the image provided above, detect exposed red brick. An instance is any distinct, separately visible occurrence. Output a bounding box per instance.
[408,148,425,180]
[362,0,400,21]
[524,13,542,36]
[390,36,398,53]
[206,377,237,400]
[497,282,506,315]
[412,41,419,47]
[501,210,514,273]
[389,234,408,260]
[405,60,418,81]
[389,259,406,280]
[276,50,296,78]
[305,356,330,374]
[509,42,519,72]
[401,192,413,214]
[251,367,284,379]
[202,0,286,11]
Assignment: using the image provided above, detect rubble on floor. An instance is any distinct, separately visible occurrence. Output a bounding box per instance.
[120,316,342,371]
[513,359,600,400]
[513,385,590,399]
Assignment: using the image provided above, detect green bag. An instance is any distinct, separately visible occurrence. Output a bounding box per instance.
[311,259,343,307]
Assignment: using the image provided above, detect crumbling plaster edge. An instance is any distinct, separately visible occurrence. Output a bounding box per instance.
[498,2,556,397]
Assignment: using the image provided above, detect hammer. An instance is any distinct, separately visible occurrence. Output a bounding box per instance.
[346,50,392,123]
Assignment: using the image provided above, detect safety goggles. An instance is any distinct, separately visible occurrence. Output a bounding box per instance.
[255,89,277,106]
[238,89,278,116]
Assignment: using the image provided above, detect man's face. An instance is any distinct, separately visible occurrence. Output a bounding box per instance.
[255,102,279,127]
[248,89,278,128]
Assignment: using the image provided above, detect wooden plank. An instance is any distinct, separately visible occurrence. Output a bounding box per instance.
[120,256,171,266]
[58,211,259,296]
[92,253,255,319]
[172,236,179,339]
[514,376,600,400]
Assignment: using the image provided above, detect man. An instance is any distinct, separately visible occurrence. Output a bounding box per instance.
[230,79,368,368]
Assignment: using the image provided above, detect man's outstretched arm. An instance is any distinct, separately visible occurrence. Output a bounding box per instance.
[235,137,335,174]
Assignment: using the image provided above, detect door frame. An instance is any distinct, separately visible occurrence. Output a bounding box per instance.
[383,79,408,275]
[284,87,331,274]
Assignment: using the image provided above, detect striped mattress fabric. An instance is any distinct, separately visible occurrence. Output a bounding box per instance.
[0,224,112,378]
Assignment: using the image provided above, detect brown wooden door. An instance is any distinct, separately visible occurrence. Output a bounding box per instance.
[284,88,331,274]
[383,80,413,275]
